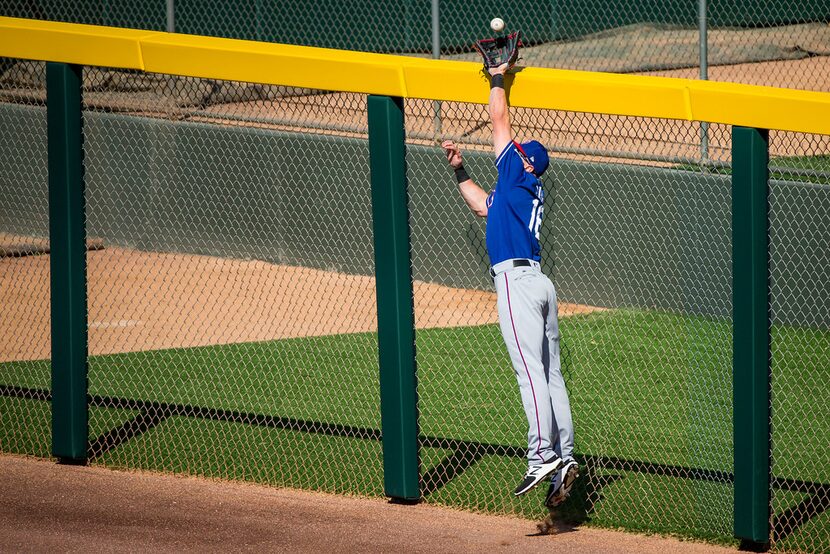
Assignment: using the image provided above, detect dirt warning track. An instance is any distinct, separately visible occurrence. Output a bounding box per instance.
[0,455,736,554]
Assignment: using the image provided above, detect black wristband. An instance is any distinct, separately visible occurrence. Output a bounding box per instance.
[454,166,471,184]
[490,73,505,89]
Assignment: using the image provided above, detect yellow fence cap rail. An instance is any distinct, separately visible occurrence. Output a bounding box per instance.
[2,16,830,135]
[0,17,156,70]
[686,80,830,137]
[139,32,409,97]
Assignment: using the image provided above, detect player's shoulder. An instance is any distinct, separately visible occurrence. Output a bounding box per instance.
[495,141,520,168]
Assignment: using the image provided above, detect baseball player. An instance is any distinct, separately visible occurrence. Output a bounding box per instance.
[442,62,578,506]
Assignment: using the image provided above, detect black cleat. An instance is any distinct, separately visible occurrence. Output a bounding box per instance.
[514,456,563,496]
[544,458,579,508]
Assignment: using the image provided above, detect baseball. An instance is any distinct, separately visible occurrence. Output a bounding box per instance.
[490,17,505,32]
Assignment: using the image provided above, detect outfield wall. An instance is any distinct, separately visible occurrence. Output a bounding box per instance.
[2,103,828,326]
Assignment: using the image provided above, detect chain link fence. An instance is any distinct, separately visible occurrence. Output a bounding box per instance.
[0,63,389,494]
[0,59,51,458]
[769,131,830,553]
[81,68,385,494]
[3,1,829,172]
[2,0,830,93]
[1,48,829,553]
[407,98,736,539]
[405,99,830,549]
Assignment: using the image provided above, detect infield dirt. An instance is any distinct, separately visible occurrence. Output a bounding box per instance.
[0,244,602,362]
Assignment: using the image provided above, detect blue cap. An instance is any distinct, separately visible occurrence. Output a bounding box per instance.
[520,140,550,177]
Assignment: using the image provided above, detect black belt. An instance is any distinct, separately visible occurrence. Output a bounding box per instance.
[490,259,532,278]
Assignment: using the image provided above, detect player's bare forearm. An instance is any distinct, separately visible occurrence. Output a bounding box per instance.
[458,179,489,217]
[442,139,488,217]
[488,65,512,156]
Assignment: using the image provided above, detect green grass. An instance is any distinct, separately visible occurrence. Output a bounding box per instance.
[1,308,828,549]
[0,395,139,457]
[677,155,830,185]
[772,154,830,173]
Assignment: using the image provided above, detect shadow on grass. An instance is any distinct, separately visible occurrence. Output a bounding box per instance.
[88,409,171,461]
[772,479,830,543]
[553,460,626,526]
[420,442,484,497]
[3,383,828,541]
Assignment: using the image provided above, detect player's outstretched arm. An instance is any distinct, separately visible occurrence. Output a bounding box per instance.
[442,140,488,217]
[488,63,512,156]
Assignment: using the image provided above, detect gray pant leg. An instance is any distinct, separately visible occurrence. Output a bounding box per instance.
[495,267,555,465]
[542,275,574,461]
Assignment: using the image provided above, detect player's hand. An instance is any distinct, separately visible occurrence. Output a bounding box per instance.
[442,140,464,169]
[488,63,509,77]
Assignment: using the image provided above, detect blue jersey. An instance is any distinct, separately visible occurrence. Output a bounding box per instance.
[485,141,545,266]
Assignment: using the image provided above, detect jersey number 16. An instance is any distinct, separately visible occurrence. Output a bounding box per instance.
[529,198,543,240]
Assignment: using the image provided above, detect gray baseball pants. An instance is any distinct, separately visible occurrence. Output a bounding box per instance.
[493,260,574,466]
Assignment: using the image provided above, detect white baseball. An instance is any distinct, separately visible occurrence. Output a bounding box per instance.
[490,17,505,32]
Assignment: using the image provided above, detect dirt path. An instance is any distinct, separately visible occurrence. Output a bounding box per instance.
[0,454,735,554]
[0,244,602,362]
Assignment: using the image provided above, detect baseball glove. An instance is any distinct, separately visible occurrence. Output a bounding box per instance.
[473,31,521,71]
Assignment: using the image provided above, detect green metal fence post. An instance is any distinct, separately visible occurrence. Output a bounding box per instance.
[367,95,419,501]
[732,126,770,546]
[47,62,88,463]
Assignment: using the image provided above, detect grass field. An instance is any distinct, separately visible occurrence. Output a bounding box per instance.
[1,308,828,550]
[679,155,830,185]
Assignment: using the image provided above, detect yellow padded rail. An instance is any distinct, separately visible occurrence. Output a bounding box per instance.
[2,16,830,135]
[0,17,157,70]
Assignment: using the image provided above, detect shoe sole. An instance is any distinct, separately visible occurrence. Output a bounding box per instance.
[544,462,579,508]
[514,459,563,496]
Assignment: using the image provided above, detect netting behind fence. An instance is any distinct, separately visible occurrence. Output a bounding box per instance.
[3,2,829,92]
[0,59,51,457]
